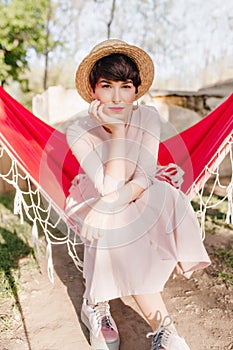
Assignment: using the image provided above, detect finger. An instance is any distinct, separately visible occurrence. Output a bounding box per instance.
[98,106,123,125]
[86,226,94,242]
[82,220,94,239]
[88,100,96,114]
[88,104,97,118]
[95,104,106,123]
[98,104,112,119]
[97,105,115,124]
[93,100,100,114]
[92,226,100,240]
[82,224,93,243]
[80,224,87,240]
[89,100,100,119]
[98,228,104,238]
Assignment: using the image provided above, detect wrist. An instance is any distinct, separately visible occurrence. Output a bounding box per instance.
[93,197,116,213]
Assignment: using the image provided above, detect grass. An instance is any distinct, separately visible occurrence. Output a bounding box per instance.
[192,194,233,288]
[210,244,233,288]
[0,193,38,299]
[0,192,39,338]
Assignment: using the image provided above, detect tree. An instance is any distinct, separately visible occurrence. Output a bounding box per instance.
[94,0,116,39]
[0,0,59,91]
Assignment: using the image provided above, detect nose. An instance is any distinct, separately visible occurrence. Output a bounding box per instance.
[112,87,121,104]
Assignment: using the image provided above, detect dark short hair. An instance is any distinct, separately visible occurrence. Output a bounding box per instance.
[89,53,141,93]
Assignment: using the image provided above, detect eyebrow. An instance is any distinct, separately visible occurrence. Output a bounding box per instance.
[98,79,133,84]
[99,79,111,83]
[122,80,133,84]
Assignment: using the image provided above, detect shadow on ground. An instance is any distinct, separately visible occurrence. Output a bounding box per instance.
[52,243,151,350]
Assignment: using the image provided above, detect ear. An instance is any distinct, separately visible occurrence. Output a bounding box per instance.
[91,90,96,99]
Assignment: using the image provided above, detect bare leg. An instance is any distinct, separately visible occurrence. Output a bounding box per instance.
[133,293,177,333]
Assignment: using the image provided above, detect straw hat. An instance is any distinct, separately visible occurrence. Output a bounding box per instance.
[75,39,154,103]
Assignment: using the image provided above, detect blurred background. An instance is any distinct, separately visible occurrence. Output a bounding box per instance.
[0,3,233,349]
[1,0,233,109]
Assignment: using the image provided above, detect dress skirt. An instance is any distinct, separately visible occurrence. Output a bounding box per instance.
[66,175,211,304]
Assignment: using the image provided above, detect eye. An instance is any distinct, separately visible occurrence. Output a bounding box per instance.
[122,84,132,89]
[102,84,111,88]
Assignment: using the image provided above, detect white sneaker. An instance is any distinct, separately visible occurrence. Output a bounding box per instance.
[147,315,190,350]
[81,299,120,350]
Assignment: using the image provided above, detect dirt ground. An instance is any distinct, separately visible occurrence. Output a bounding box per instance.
[1,227,233,350]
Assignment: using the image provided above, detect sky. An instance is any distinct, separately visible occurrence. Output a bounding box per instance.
[76,0,233,90]
[30,0,233,91]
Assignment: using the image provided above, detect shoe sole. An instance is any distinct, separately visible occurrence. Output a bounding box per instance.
[81,310,120,350]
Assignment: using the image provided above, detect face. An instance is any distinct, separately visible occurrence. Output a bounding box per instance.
[91,78,136,120]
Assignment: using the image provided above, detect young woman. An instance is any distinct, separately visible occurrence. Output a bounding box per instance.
[65,39,211,350]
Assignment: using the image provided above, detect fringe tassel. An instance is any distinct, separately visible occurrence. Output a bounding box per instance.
[226,144,233,224]
[32,219,42,258]
[226,181,233,224]
[13,189,24,224]
[46,241,54,283]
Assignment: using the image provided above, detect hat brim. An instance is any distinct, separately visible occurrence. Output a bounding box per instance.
[75,40,154,103]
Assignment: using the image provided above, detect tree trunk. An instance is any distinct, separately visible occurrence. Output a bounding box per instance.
[107,0,116,39]
[43,0,52,91]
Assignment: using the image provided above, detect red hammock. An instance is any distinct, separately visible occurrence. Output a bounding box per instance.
[0,87,233,212]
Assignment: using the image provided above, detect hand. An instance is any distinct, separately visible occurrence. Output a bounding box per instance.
[80,196,125,242]
[88,100,126,133]
[80,202,110,242]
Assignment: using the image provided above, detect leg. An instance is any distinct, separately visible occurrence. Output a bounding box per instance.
[133,293,191,349]
[132,292,177,333]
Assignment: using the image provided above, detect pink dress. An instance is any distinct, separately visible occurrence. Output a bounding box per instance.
[65,105,210,304]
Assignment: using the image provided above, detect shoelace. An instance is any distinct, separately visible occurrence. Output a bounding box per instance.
[93,302,114,330]
[101,315,113,329]
[146,315,173,350]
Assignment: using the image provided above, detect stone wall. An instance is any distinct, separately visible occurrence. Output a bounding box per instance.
[148,78,233,116]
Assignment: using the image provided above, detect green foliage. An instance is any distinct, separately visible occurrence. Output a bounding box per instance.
[0,0,57,90]
[211,244,233,288]
[0,193,37,299]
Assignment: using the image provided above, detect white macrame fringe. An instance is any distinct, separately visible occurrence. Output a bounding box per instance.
[46,241,54,283]
[190,134,233,239]
[226,144,233,224]
[226,184,233,224]
[0,144,84,283]
[14,188,24,224]
[0,135,232,281]
[32,219,42,258]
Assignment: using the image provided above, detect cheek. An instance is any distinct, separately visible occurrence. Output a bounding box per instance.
[122,90,136,102]
[91,90,110,103]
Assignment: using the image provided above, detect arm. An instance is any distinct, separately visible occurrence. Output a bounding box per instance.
[66,115,130,195]
[130,106,161,189]
[94,106,161,210]
[81,107,161,241]
[67,106,160,201]
[102,116,145,206]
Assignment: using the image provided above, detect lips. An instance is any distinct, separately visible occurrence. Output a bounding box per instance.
[108,107,124,113]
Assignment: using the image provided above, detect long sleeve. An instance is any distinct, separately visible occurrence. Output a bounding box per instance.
[66,118,123,196]
[130,106,161,189]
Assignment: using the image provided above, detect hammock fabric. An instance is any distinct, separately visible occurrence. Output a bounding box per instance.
[0,87,232,277]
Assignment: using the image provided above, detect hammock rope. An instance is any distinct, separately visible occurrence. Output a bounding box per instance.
[190,132,233,238]
[0,145,84,279]
[0,88,232,281]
